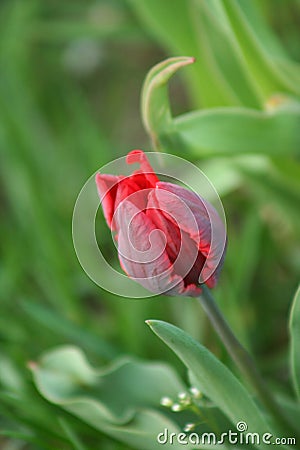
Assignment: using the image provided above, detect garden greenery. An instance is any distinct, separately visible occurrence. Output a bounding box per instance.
[0,1,300,450]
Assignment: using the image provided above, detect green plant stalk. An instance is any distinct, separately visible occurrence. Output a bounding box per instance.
[199,285,299,439]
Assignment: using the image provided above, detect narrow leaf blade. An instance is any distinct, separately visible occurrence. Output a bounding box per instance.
[289,285,300,399]
[147,319,273,448]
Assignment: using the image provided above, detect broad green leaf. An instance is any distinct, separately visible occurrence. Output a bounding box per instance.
[128,0,235,107]
[167,104,300,157]
[241,1,300,95]
[31,346,185,422]
[129,0,300,108]
[141,56,195,149]
[191,0,264,108]
[221,0,300,97]
[235,0,290,60]
[146,320,273,449]
[31,346,190,450]
[289,285,300,399]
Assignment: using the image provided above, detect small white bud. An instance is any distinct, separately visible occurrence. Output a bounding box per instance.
[178,392,191,407]
[178,392,188,400]
[171,403,182,412]
[190,387,202,398]
[160,396,173,407]
[184,423,195,432]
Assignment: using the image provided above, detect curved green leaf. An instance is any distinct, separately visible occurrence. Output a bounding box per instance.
[289,285,300,399]
[141,56,195,149]
[221,0,300,97]
[31,346,189,450]
[146,320,274,449]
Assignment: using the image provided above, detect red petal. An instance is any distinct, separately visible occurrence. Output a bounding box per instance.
[115,198,186,295]
[126,150,159,187]
[147,189,205,289]
[154,182,226,286]
[95,173,120,229]
[114,177,149,213]
[146,191,181,263]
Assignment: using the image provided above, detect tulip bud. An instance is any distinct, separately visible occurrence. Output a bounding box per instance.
[96,150,226,297]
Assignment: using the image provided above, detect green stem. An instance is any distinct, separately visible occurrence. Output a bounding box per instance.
[199,285,299,439]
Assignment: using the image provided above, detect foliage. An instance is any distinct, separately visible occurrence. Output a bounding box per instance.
[0,1,299,449]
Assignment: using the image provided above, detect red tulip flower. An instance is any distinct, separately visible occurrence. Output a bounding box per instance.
[96,150,226,296]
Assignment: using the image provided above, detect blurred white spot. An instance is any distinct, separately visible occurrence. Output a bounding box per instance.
[62,38,104,77]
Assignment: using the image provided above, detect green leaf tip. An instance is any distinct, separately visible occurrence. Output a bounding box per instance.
[145,319,163,329]
[141,56,196,150]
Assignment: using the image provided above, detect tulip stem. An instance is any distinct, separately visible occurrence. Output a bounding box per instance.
[198,285,298,438]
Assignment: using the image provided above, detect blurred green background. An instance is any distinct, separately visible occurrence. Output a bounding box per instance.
[0,0,300,449]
